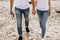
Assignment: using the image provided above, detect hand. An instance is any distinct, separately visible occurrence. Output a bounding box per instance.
[10,10,15,17]
[32,8,36,15]
[10,10,15,19]
[48,13,50,16]
[48,10,51,16]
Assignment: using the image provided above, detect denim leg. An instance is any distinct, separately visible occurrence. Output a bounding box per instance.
[23,8,29,28]
[40,11,49,38]
[37,10,49,38]
[37,10,42,28]
[15,8,22,36]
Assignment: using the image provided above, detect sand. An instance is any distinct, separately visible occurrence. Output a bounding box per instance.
[0,0,60,40]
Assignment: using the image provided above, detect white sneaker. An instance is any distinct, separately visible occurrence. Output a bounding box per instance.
[42,38,45,40]
[42,37,46,40]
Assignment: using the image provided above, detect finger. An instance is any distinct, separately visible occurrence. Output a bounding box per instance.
[10,14,14,20]
[12,13,15,17]
[11,15,13,19]
[33,13,35,15]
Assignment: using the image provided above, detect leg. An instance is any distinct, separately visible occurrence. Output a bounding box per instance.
[15,7,22,40]
[37,10,42,28]
[37,10,49,38]
[40,11,49,38]
[23,8,30,32]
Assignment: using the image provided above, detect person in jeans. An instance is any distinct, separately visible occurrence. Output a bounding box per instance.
[32,0,51,40]
[10,0,34,40]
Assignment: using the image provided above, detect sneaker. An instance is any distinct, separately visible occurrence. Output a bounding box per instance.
[42,38,44,40]
[18,36,22,40]
[26,27,30,32]
[41,37,46,40]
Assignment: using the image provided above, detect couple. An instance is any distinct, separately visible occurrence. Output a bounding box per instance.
[10,0,51,40]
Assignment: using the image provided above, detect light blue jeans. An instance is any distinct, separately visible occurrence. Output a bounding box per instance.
[15,7,30,36]
[37,9,49,38]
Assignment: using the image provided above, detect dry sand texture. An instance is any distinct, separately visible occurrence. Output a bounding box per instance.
[0,0,60,40]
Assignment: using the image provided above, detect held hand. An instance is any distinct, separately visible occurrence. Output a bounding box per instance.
[32,9,36,15]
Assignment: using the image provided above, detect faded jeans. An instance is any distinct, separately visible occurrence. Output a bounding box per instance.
[15,7,30,36]
[37,9,49,38]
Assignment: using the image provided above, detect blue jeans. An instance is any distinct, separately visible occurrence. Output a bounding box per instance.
[37,9,49,38]
[15,7,30,36]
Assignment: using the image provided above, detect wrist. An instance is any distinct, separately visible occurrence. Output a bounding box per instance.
[10,10,12,12]
[10,8,12,10]
[32,8,35,10]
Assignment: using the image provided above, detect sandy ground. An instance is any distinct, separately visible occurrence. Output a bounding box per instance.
[0,1,60,40]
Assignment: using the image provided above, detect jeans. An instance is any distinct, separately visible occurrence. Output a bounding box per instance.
[37,9,49,38]
[15,7,30,36]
